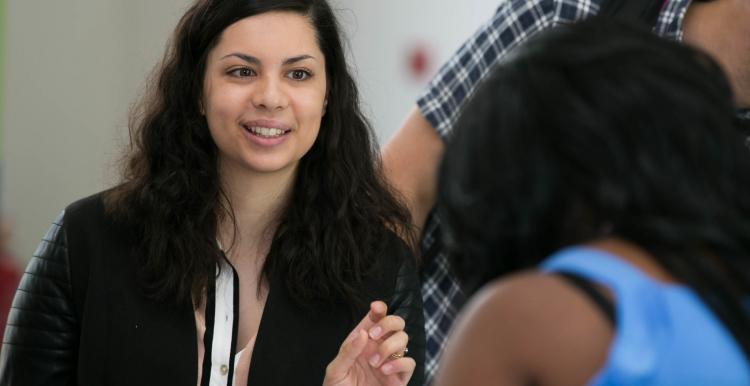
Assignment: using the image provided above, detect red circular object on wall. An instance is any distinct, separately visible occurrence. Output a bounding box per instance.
[407,44,431,80]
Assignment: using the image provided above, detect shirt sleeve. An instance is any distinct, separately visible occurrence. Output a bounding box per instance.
[0,212,78,386]
[388,252,425,386]
[417,0,558,140]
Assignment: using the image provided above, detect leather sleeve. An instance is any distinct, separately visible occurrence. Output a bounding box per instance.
[0,211,78,386]
[389,255,426,386]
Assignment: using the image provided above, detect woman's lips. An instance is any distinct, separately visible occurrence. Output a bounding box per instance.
[241,121,292,147]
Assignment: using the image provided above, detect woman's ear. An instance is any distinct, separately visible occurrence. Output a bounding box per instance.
[322,98,328,116]
[199,100,205,115]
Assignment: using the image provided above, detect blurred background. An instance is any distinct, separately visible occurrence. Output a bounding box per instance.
[0,0,498,271]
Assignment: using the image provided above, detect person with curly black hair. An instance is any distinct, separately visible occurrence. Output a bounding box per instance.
[0,1,424,385]
[436,19,750,386]
[382,1,750,381]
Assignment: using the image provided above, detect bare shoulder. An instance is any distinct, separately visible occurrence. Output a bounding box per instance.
[434,272,613,386]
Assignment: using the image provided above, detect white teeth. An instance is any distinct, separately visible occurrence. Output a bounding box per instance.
[248,126,286,137]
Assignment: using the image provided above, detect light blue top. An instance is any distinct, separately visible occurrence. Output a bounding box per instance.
[541,247,750,386]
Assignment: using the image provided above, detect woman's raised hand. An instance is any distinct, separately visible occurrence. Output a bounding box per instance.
[324,301,415,386]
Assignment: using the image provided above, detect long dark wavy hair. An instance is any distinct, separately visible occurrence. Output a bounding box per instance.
[439,19,750,359]
[107,0,412,309]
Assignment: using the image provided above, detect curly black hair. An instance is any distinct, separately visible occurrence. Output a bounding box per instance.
[439,18,750,359]
[107,0,413,310]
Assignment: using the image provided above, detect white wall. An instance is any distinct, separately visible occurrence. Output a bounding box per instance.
[3,0,190,261]
[3,0,499,263]
[338,0,499,142]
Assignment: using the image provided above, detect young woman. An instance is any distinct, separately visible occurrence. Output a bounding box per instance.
[436,19,750,386]
[0,1,424,385]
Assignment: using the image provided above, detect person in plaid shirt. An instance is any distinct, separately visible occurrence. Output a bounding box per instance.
[381,0,750,383]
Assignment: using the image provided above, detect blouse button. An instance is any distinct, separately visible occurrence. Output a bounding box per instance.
[220,364,228,375]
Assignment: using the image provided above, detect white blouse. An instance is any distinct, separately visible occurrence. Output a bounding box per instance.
[194,259,254,386]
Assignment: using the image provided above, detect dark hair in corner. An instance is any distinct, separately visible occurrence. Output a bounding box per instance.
[439,19,750,358]
[106,0,412,310]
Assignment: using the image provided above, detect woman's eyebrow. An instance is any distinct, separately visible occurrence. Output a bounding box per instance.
[221,53,261,64]
[219,53,317,65]
[283,54,316,65]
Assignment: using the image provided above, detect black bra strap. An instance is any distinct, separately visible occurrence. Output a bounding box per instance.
[598,0,664,28]
[557,272,616,326]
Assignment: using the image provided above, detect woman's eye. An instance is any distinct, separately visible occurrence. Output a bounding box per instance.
[229,68,255,77]
[288,70,310,81]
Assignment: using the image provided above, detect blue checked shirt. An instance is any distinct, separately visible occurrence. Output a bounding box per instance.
[416,0,692,383]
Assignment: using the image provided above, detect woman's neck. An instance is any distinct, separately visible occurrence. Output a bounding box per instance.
[216,159,296,266]
[586,237,677,284]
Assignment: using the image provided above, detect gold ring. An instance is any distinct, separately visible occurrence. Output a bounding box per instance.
[388,347,408,360]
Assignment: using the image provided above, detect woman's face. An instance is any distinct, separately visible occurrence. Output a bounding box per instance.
[202,11,327,177]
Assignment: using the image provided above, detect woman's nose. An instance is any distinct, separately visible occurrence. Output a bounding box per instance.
[250,77,288,111]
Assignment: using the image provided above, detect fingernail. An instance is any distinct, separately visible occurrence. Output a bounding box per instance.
[381,363,393,374]
[369,326,382,339]
[368,354,380,366]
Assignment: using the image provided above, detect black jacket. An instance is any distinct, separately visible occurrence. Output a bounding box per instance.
[0,193,425,385]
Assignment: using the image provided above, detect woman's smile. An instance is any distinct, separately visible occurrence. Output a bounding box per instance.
[242,119,293,147]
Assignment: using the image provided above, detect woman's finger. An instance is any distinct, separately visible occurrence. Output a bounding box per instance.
[324,329,368,384]
[380,357,416,382]
[367,314,405,341]
[368,330,408,367]
[353,301,388,332]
